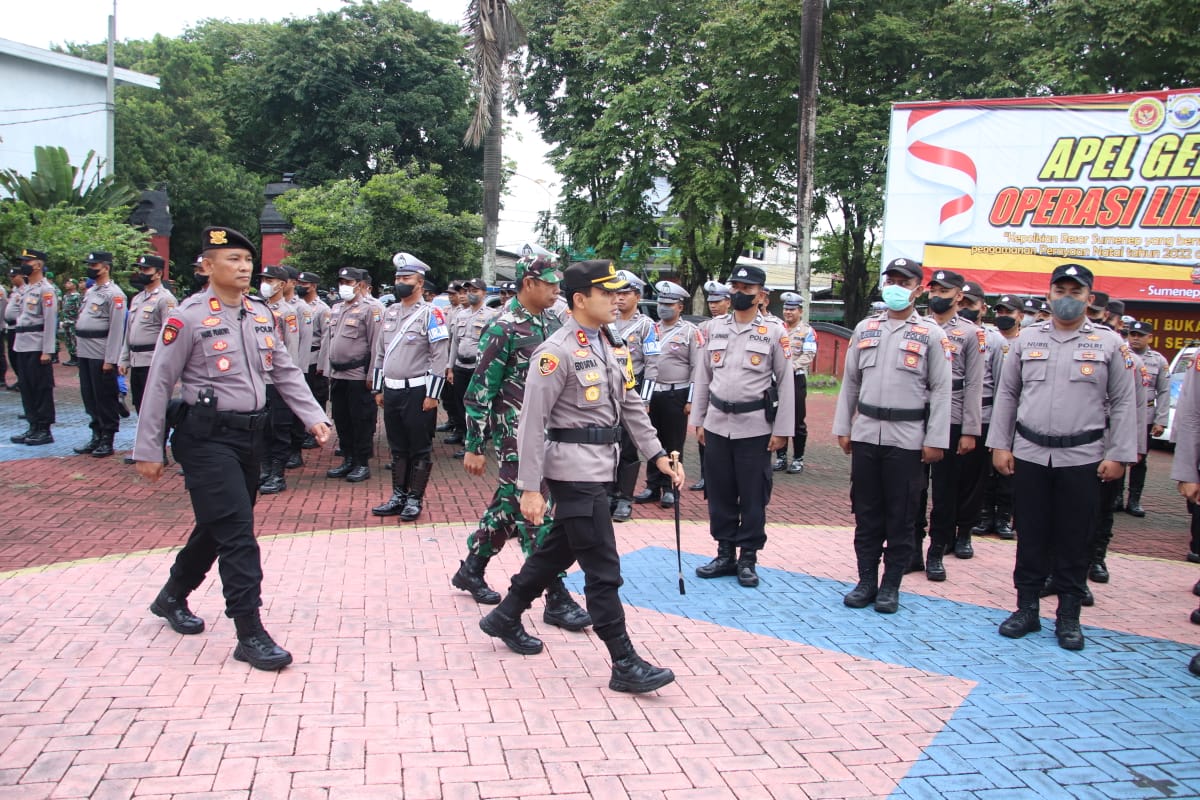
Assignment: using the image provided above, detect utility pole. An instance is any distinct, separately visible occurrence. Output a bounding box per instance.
[104,1,116,177]
[794,0,824,324]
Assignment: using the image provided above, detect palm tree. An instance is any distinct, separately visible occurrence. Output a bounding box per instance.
[464,0,525,284]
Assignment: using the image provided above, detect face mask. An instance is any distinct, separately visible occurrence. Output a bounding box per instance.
[130,273,152,290]
[1020,315,1036,328]
[192,272,209,292]
[296,285,312,299]
[338,284,356,302]
[18,264,33,277]
[393,282,416,299]
[657,304,679,321]
[1050,295,1086,322]
[85,267,102,280]
[994,315,1017,331]
[466,291,483,305]
[927,295,955,315]
[957,307,980,323]
[260,281,279,299]
[730,292,756,312]
[881,284,915,311]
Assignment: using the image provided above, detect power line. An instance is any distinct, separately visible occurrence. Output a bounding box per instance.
[0,109,106,127]
[0,101,106,113]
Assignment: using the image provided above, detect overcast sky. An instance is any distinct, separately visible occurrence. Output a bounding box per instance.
[4,0,558,251]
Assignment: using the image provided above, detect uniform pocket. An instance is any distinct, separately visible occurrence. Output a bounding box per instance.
[203,339,244,378]
[1069,350,1104,383]
[896,339,926,373]
[1020,349,1049,381]
[707,339,729,369]
[575,364,605,404]
[745,338,772,370]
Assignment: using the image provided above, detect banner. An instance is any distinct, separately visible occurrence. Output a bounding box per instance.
[883,90,1200,301]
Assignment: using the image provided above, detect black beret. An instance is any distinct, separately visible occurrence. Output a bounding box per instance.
[201,226,257,260]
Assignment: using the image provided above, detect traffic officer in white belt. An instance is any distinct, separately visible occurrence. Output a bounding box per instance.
[9,249,58,446]
[478,260,684,694]
[610,270,656,522]
[635,280,700,508]
[320,267,383,482]
[987,262,1137,651]
[690,265,795,589]
[833,258,952,614]
[71,251,128,458]
[370,252,449,521]
[779,291,818,475]
[689,281,731,493]
[133,226,331,671]
[120,254,177,415]
[1123,320,1170,517]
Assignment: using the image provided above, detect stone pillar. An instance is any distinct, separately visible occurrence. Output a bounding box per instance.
[260,174,297,266]
[129,187,173,279]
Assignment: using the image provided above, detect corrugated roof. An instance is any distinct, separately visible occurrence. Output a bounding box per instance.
[0,37,159,90]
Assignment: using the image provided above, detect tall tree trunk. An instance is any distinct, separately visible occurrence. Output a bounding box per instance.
[481,91,502,284]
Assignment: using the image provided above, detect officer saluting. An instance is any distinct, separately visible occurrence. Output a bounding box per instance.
[71,252,128,458]
[987,263,1137,651]
[479,260,684,694]
[134,227,331,671]
[833,258,952,614]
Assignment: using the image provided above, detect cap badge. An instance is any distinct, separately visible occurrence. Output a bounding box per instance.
[209,230,228,246]
[737,269,747,277]
[1066,266,1078,276]
[936,271,945,280]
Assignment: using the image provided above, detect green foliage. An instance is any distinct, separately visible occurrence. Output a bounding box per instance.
[273,164,482,288]
[0,202,150,282]
[0,147,139,214]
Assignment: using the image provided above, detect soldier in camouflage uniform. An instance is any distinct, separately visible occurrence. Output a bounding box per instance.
[60,280,82,366]
[450,256,592,632]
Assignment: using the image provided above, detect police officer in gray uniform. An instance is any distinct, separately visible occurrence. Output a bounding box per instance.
[1123,320,1170,517]
[635,280,700,508]
[10,249,58,446]
[71,252,128,457]
[1168,348,1200,676]
[446,277,494,458]
[3,268,25,391]
[988,263,1137,651]
[972,294,1024,539]
[834,258,952,613]
[294,271,330,448]
[370,252,450,521]
[478,260,684,694]
[958,281,1007,547]
[610,271,655,522]
[258,265,302,494]
[690,281,731,493]
[134,227,331,671]
[690,265,795,588]
[120,254,177,414]
[321,267,383,481]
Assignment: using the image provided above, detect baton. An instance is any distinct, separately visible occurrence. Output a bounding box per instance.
[670,450,685,595]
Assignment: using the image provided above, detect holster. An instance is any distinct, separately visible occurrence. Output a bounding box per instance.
[764,383,779,424]
[189,387,218,437]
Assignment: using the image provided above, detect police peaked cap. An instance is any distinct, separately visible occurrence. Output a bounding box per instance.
[136,254,165,270]
[883,258,922,282]
[654,280,689,302]
[18,248,49,262]
[780,291,803,308]
[260,265,289,280]
[84,251,113,264]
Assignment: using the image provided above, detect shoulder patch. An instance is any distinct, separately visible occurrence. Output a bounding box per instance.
[538,353,559,375]
[976,329,987,353]
[162,317,183,345]
[43,292,54,307]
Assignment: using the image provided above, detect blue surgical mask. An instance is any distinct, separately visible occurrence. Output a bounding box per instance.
[881,284,915,311]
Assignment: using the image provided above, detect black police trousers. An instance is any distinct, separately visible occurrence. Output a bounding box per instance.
[382,385,436,462]
[78,357,120,435]
[850,442,922,584]
[129,365,150,413]
[443,366,470,433]
[645,387,688,491]
[264,384,295,464]
[1013,458,1100,600]
[15,350,54,425]
[330,378,376,464]
[305,364,329,408]
[927,423,986,548]
[703,431,772,550]
[168,413,267,618]
[505,480,626,642]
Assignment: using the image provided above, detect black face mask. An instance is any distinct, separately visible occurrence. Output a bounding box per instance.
[85,266,103,280]
[18,264,33,277]
[958,307,980,323]
[730,292,756,312]
[927,296,955,314]
[130,273,153,290]
[393,282,416,299]
[192,272,209,292]
[296,285,312,299]
[994,315,1017,331]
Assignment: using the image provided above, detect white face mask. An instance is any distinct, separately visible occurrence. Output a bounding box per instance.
[338,284,356,301]
[260,281,279,299]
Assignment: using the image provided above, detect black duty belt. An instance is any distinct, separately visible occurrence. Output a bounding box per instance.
[952,378,965,391]
[1016,421,1104,448]
[329,356,369,371]
[75,329,109,339]
[129,343,156,352]
[11,325,42,334]
[546,426,622,444]
[857,401,928,421]
[214,409,270,431]
[982,396,994,407]
[310,343,322,352]
[709,391,766,414]
[456,356,477,366]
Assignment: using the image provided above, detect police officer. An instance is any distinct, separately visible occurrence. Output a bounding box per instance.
[69,252,128,457]
[834,258,951,613]
[690,264,795,589]
[439,280,468,441]
[321,267,383,481]
[278,266,313,469]
[478,260,684,694]
[5,268,27,393]
[294,271,330,449]
[120,255,178,417]
[1124,320,1170,517]
[445,277,494,457]
[972,294,1023,539]
[10,249,58,445]
[257,265,302,494]
[452,256,590,630]
[0,280,8,387]
[987,263,1137,651]
[635,280,699,507]
[779,291,817,474]
[690,281,731,492]
[1169,347,1200,676]
[370,253,449,520]
[134,226,331,671]
[611,270,655,521]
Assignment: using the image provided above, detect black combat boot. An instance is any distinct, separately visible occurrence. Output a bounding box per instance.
[285,450,303,469]
[925,543,946,582]
[371,459,408,516]
[606,633,675,693]
[74,432,101,454]
[10,424,33,444]
[696,541,738,579]
[633,487,661,504]
[260,460,286,494]
[1055,594,1085,651]
[399,458,431,521]
[301,434,319,450]
[994,515,1015,540]
[149,579,205,635]
[999,590,1041,639]
[970,509,995,536]
[611,461,639,523]
[953,527,974,559]
[843,568,878,609]
[345,460,371,482]
[1126,490,1145,517]
[771,451,786,472]
[326,457,354,478]
[1191,653,1200,676]
[874,583,900,614]
[23,424,53,446]
[91,433,115,458]
[232,612,293,670]
[450,551,500,604]
[1088,541,1110,583]
[543,577,592,630]
[479,606,543,655]
[736,549,759,588]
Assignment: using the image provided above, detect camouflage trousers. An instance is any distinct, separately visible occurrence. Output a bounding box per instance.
[60,323,76,358]
[467,460,554,558]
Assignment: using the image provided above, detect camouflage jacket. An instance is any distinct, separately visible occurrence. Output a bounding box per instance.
[464,297,561,460]
[61,291,83,329]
